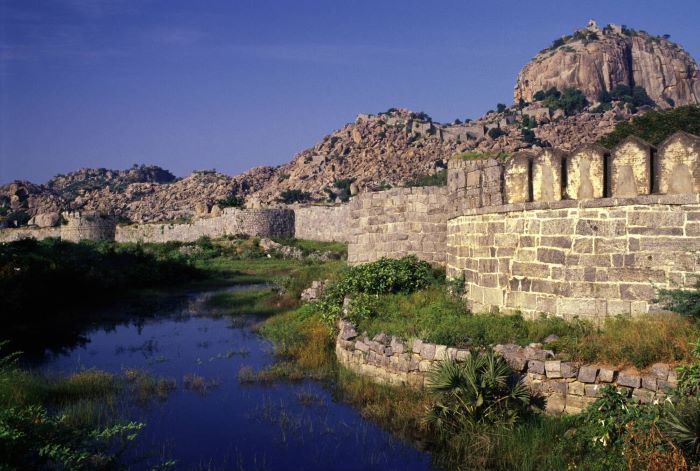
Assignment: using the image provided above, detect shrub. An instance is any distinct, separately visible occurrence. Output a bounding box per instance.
[532,90,546,102]
[404,169,447,187]
[599,105,700,148]
[425,352,531,432]
[521,128,543,146]
[216,195,244,208]
[277,189,311,204]
[313,256,436,326]
[340,256,434,295]
[496,103,507,113]
[0,405,144,470]
[657,278,700,317]
[488,127,505,139]
[559,88,589,115]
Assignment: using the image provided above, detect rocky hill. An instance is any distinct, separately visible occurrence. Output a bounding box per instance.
[514,20,700,108]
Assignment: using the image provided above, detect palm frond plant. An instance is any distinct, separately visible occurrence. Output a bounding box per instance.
[424,350,531,434]
[662,397,700,460]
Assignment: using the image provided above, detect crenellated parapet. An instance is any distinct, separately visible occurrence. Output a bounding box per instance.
[447,131,700,320]
[449,131,700,216]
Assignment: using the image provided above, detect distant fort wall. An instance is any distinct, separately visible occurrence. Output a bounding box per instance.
[293,204,351,243]
[114,208,295,243]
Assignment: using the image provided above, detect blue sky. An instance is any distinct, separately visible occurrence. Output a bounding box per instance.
[1,0,699,183]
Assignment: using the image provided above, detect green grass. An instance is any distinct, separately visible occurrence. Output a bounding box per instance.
[353,286,578,347]
[206,288,283,317]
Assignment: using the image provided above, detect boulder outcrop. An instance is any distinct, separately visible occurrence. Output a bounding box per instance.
[514,20,700,108]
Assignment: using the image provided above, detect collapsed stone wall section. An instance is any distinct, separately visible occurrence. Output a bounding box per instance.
[335,320,676,415]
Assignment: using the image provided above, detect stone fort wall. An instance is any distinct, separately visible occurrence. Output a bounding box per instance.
[293,204,351,243]
[115,208,294,243]
[346,187,448,265]
[446,131,700,319]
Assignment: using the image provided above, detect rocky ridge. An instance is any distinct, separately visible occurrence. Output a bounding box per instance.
[514,20,700,108]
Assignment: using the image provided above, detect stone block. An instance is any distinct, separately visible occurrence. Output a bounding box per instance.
[642,376,657,391]
[578,366,598,383]
[566,395,596,414]
[650,363,670,380]
[546,393,566,415]
[584,384,604,398]
[617,372,642,388]
[412,339,423,354]
[561,362,579,378]
[434,345,448,361]
[528,360,545,375]
[545,360,562,378]
[420,343,436,360]
[632,388,656,404]
[418,360,433,372]
[455,350,470,361]
[598,368,616,383]
[568,381,585,396]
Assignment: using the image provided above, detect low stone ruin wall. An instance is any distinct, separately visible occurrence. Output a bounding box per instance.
[293,204,351,242]
[347,187,448,265]
[447,194,700,320]
[115,208,295,243]
[0,226,61,242]
[335,320,676,415]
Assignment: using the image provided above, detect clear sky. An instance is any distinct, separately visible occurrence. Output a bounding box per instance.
[1,0,699,184]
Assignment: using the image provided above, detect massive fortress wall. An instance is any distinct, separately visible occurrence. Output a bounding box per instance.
[347,187,448,265]
[447,131,700,319]
[115,208,294,242]
[293,205,351,243]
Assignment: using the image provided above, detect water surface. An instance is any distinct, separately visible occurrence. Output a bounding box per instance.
[35,286,432,471]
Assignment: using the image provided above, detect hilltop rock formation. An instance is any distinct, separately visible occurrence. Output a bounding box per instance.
[514,20,700,108]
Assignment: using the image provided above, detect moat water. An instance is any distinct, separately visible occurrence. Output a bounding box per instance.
[29,285,432,471]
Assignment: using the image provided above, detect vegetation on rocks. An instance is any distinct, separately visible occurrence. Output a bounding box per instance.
[599,105,700,148]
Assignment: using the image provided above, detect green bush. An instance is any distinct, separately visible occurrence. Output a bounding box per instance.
[0,238,201,320]
[216,195,244,208]
[404,169,447,187]
[425,352,531,431]
[340,256,434,295]
[277,189,311,204]
[599,105,700,148]
[488,127,505,139]
[657,278,700,317]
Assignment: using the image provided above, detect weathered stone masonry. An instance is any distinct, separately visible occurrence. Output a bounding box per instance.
[115,208,295,242]
[447,131,700,319]
[347,187,448,265]
[335,320,676,415]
